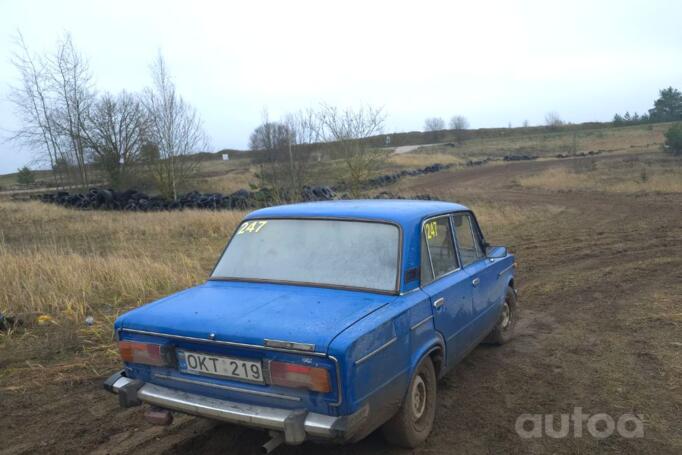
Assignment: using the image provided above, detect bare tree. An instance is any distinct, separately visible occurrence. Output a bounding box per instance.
[545,111,564,129]
[282,108,320,195]
[9,32,95,188]
[318,104,386,197]
[49,33,95,187]
[424,117,445,131]
[143,53,209,199]
[449,115,469,130]
[288,108,321,146]
[83,91,148,188]
[8,32,66,186]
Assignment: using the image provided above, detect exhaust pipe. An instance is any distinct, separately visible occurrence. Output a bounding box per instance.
[261,432,284,454]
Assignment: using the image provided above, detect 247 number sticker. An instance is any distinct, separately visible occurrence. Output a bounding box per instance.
[237,220,268,235]
[425,221,438,240]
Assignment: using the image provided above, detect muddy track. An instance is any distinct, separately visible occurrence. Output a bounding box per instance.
[1,155,680,454]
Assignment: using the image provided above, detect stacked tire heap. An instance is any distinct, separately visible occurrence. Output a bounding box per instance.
[502,154,537,161]
[367,163,453,187]
[37,186,337,212]
[466,158,490,167]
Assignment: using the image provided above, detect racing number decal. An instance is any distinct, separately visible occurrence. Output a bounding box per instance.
[425,221,438,240]
[237,220,268,235]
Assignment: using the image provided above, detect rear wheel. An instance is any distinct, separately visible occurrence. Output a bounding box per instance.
[485,286,518,345]
[381,356,437,448]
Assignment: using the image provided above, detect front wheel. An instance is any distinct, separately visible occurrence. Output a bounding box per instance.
[485,286,518,345]
[381,356,437,448]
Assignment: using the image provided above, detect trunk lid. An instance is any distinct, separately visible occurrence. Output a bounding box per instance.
[116,280,394,352]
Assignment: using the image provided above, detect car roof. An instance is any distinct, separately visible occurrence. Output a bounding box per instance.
[245,199,470,227]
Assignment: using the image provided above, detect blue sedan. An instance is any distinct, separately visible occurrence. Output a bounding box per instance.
[104,200,517,450]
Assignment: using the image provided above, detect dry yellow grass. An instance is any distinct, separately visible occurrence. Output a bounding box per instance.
[0,202,244,350]
[387,152,465,168]
[518,158,682,193]
[195,161,259,194]
[440,197,566,243]
[415,123,668,161]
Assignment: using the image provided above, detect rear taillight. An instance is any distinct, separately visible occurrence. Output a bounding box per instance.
[268,361,331,393]
[119,341,171,367]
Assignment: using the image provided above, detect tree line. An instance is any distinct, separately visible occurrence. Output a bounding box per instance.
[613,87,682,126]
[9,32,208,199]
[9,31,389,199]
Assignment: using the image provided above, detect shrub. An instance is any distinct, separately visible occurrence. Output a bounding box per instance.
[16,166,35,185]
[664,123,682,155]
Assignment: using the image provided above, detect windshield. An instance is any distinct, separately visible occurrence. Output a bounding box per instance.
[211,218,400,293]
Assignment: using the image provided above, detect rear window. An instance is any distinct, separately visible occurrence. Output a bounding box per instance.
[211,219,400,292]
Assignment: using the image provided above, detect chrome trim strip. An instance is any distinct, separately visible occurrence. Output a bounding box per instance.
[354,337,398,365]
[399,287,422,296]
[118,328,328,357]
[153,373,301,402]
[329,355,343,407]
[410,315,434,331]
[498,263,515,278]
[264,339,315,352]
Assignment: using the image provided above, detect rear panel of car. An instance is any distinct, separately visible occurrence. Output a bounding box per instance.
[117,329,342,416]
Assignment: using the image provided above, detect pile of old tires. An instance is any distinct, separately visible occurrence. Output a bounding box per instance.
[466,158,490,167]
[37,186,337,212]
[367,163,453,187]
[503,154,537,161]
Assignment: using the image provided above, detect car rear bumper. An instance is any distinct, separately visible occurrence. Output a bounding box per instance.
[104,370,368,445]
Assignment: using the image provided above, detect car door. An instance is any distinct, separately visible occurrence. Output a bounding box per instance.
[420,215,475,364]
[451,212,499,333]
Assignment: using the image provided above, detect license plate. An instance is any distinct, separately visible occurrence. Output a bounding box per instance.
[177,350,265,384]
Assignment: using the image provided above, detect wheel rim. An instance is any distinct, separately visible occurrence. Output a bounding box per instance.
[411,375,427,419]
[500,301,512,330]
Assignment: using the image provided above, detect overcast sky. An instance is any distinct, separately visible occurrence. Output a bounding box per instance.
[1,0,681,174]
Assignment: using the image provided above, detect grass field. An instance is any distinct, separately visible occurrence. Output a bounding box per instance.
[0,204,244,371]
[1,124,681,454]
[517,154,682,193]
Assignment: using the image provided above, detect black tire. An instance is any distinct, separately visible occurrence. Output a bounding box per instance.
[485,286,518,345]
[381,356,437,448]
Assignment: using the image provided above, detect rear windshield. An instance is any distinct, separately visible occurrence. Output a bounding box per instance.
[211,219,400,292]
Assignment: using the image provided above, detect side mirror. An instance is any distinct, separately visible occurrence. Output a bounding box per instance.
[486,246,508,259]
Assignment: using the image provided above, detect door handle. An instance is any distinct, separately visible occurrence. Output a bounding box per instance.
[433,297,446,309]
[472,277,480,287]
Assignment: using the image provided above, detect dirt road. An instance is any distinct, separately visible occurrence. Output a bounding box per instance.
[392,143,443,154]
[1,154,680,454]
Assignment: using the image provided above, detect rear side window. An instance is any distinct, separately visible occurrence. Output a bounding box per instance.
[452,213,484,266]
[421,217,459,285]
